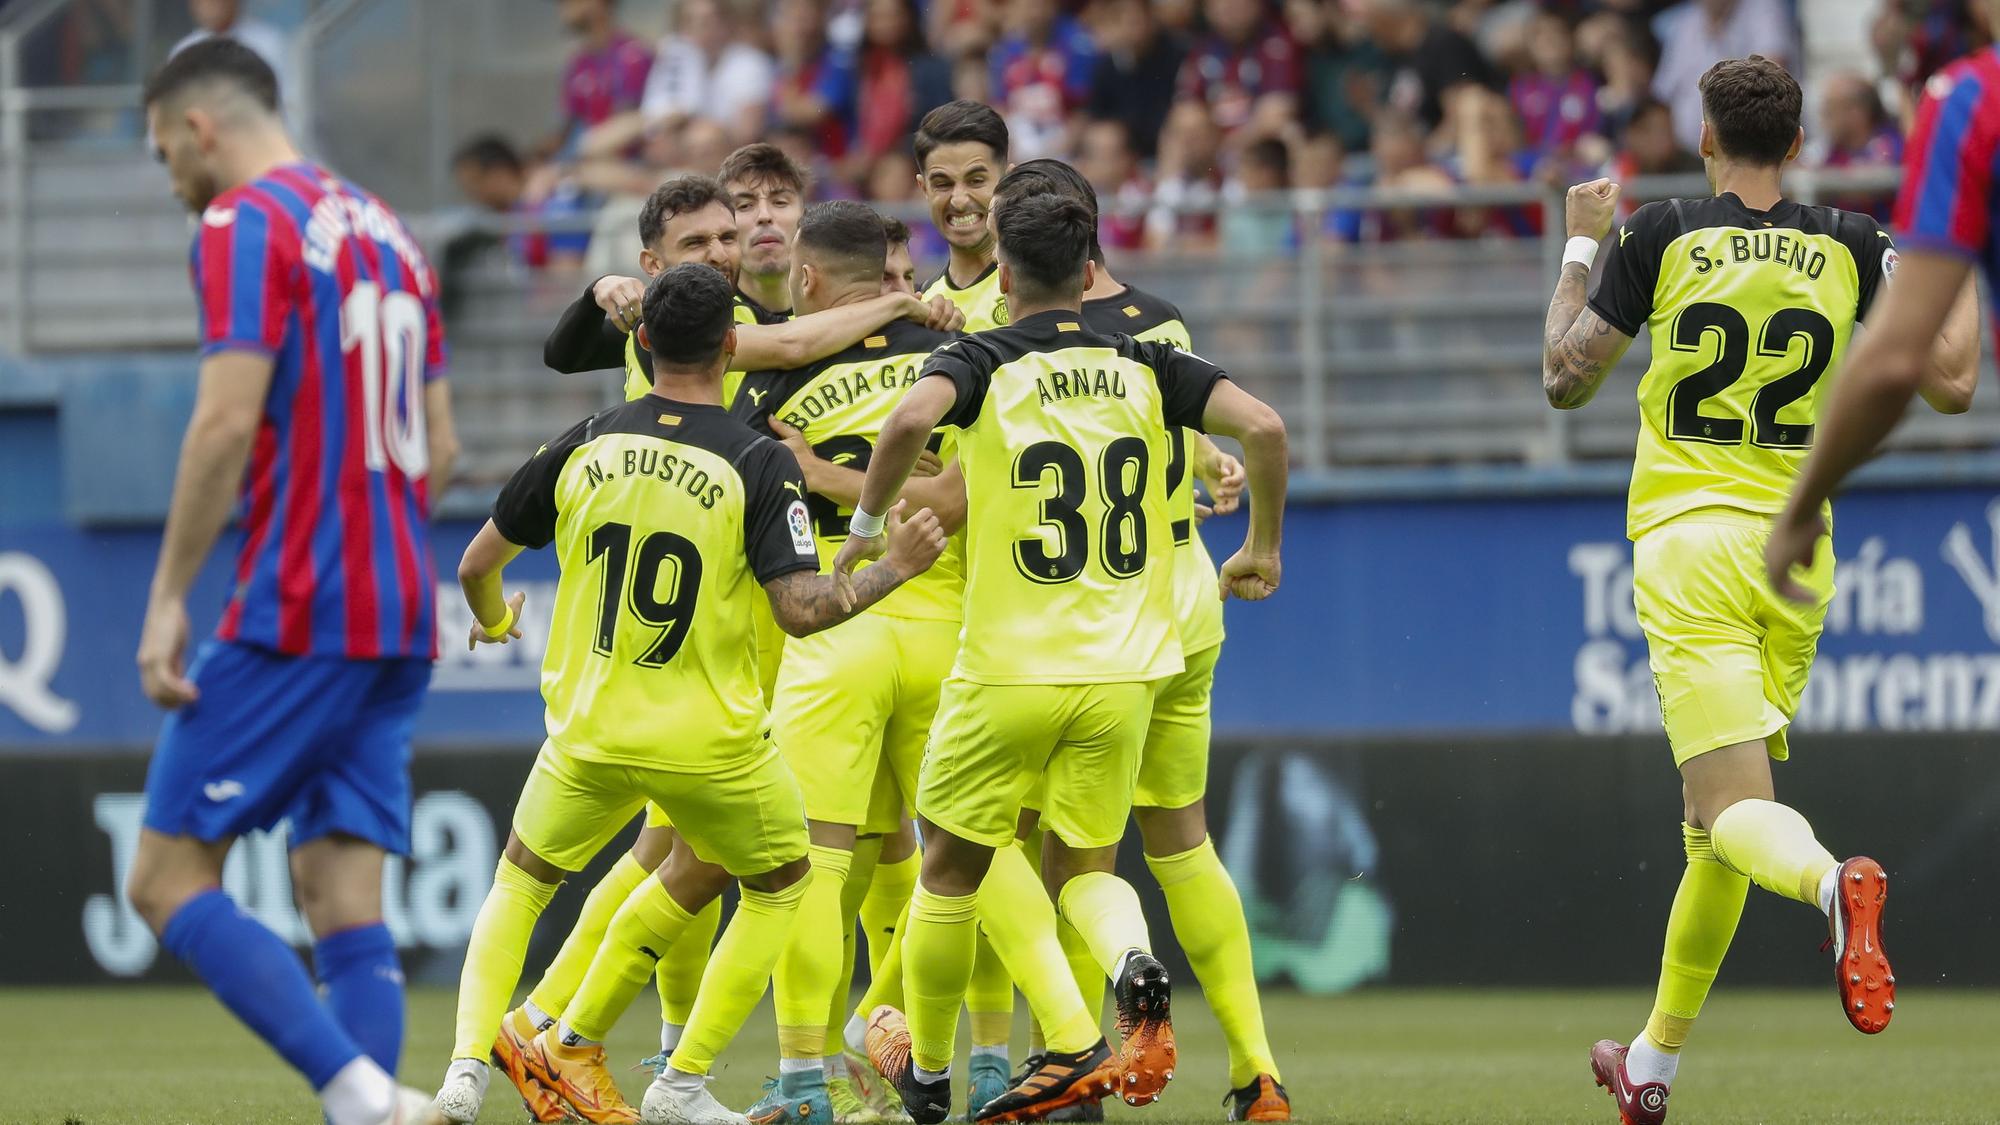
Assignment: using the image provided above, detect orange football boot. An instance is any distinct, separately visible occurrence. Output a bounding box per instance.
[523,1028,640,1124]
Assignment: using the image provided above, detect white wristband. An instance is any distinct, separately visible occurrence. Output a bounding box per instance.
[849,507,885,539]
[1562,236,1600,271]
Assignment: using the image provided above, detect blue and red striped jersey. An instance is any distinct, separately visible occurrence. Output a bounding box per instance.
[1894,46,2000,316]
[190,161,447,660]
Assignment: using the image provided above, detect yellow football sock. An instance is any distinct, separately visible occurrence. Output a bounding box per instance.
[526,852,648,1020]
[857,915,905,1020]
[452,857,560,1060]
[978,842,1096,1054]
[829,839,878,1051]
[1148,838,1278,1086]
[657,897,722,1027]
[1645,823,1749,1053]
[1709,799,1838,909]
[862,850,919,975]
[966,930,1015,1047]
[774,845,854,1059]
[671,876,810,1075]
[903,886,979,1072]
[1056,871,1152,976]
[1058,919,1104,1033]
[565,874,700,1042]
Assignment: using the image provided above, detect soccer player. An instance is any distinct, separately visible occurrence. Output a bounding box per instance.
[1537,57,1979,1125]
[917,100,1013,331]
[836,193,1288,1124]
[436,263,949,1125]
[730,200,970,1123]
[884,215,920,295]
[992,159,1291,1122]
[127,40,455,1125]
[1766,26,1998,598]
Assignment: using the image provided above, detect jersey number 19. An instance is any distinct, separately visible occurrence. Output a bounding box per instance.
[586,521,702,666]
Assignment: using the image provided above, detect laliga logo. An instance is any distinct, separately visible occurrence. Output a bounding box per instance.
[0,552,79,733]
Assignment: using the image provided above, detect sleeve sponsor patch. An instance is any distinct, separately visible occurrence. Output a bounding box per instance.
[1882,247,1899,280]
[787,499,815,555]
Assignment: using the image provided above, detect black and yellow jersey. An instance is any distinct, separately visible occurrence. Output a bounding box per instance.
[491,396,819,767]
[733,318,965,621]
[1590,193,1895,539]
[1079,285,1224,654]
[923,261,1009,332]
[623,292,790,406]
[924,309,1226,685]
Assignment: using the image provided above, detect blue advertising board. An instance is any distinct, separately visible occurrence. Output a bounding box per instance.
[3,486,1999,746]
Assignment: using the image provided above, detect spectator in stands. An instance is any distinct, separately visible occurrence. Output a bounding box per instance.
[990,0,1099,157]
[770,0,858,161]
[551,0,653,158]
[1603,95,1702,217]
[1290,0,1388,154]
[1816,71,1904,221]
[1332,107,1456,242]
[171,0,291,110]
[1148,100,1226,250]
[1177,0,1304,137]
[1221,135,1297,257]
[1447,84,1541,237]
[1650,0,1797,150]
[639,0,775,143]
[1363,0,1500,134]
[863,151,949,263]
[953,48,995,101]
[852,0,954,163]
[1591,19,1657,146]
[1508,9,1602,163]
[1076,118,1152,250]
[450,134,591,272]
[1084,0,1187,160]
[1874,0,1990,117]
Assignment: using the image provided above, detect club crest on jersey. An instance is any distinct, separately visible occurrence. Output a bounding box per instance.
[992,294,1010,325]
[787,499,814,554]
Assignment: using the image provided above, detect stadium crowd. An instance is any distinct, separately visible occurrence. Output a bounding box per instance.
[440,0,1980,266]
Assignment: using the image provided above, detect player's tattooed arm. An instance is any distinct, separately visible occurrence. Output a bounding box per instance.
[1542,274,1631,410]
[765,502,949,633]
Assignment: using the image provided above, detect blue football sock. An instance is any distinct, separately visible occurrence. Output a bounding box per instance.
[314,922,405,1075]
[160,889,362,1089]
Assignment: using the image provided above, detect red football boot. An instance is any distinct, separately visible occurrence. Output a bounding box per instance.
[1829,856,1896,1034]
[1589,1040,1668,1125]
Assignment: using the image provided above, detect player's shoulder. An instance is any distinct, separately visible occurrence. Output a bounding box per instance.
[734,292,790,325]
[1082,284,1184,338]
[870,317,957,357]
[1925,49,2000,103]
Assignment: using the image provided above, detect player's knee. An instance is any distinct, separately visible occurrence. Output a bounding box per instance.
[743,855,813,894]
[1135,802,1208,858]
[629,825,673,870]
[501,832,568,884]
[125,851,207,935]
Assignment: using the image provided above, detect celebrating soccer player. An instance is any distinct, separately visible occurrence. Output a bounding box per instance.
[1538,56,1980,1125]
[834,189,1288,1124]
[127,39,457,1125]
[917,100,1014,331]
[436,263,947,1125]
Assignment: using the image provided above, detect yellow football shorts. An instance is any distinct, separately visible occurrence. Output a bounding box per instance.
[1632,514,1834,768]
[514,739,809,877]
[772,612,958,829]
[1133,642,1220,809]
[919,676,1156,850]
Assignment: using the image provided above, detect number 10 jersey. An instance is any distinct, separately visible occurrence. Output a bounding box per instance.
[1589,193,1895,540]
[924,309,1227,686]
[490,397,819,768]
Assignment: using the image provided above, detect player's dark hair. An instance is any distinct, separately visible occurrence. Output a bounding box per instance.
[718,142,813,198]
[643,263,737,367]
[1698,55,1802,167]
[142,37,279,114]
[881,215,912,246]
[913,99,1009,168]
[996,192,1093,302]
[639,175,729,250]
[451,134,523,173]
[994,159,1105,264]
[796,201,888,284]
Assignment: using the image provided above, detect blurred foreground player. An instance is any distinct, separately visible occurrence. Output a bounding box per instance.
[1539,56,1979,1124]
[127,39,458,1125]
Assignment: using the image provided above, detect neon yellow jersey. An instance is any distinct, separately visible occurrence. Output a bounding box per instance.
[926,309,1226,685]
[491,396,819,767]
[923,261,1010,332]
[734,319,966,621]
[1590,194,1894,540]
[624,294,787,408]
[1079,286,1223,654]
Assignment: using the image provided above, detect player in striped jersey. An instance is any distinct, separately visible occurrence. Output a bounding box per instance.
[991,160,1290,1122]
[1770,25,1999,590]
[128,40,454,1125]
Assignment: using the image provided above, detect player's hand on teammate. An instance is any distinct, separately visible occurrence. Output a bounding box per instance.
[137,596,199,709]
[468,590,528,650]
[907,295,966,333]
[912,449,944,477]
[1218,549,1281,602]
[1764,509,1828,603]
[1198,448,1246,516]
[831,523,887,609]
[593,275,648,332]
[882,500,948,580]
[1564,178,1622,242]
[767,418,817,465]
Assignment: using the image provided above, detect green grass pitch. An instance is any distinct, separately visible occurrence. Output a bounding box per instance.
[8,986,1998,1123]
